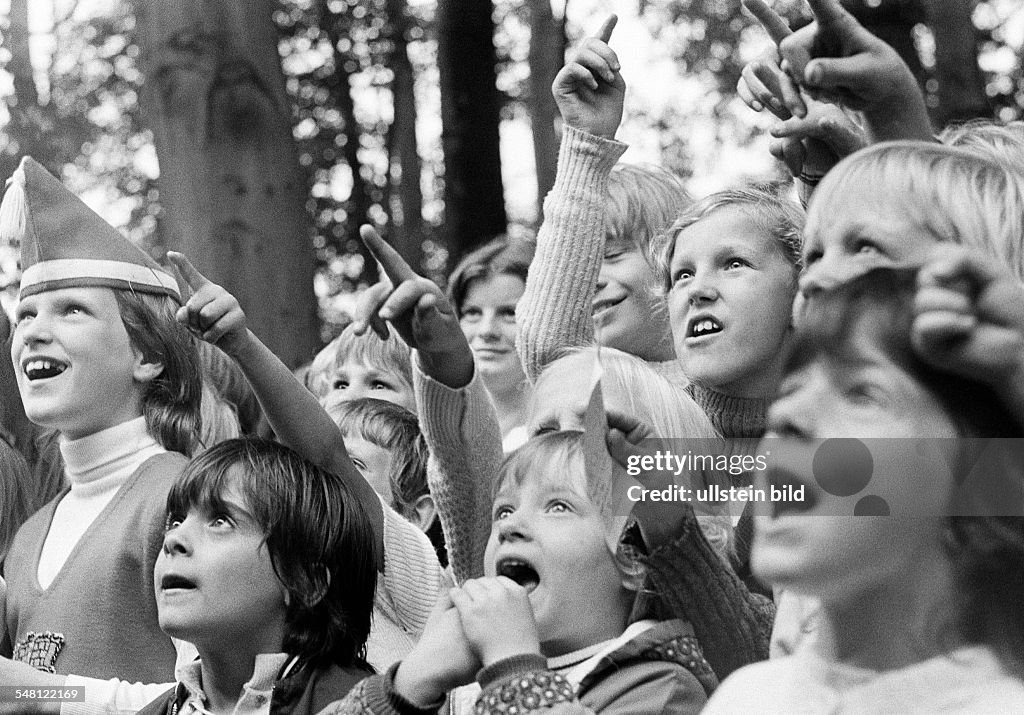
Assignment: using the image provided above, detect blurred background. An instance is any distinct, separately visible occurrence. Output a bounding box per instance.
[0,0,1021,365]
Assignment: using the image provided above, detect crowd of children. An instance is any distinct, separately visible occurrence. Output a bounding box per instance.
[0,0,1022,712]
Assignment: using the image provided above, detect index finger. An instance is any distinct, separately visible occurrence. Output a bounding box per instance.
[743,0,791,44]
[807,0,859,32]
[166,251,212,291]
[594,14,617,43]
[359,225,418,285]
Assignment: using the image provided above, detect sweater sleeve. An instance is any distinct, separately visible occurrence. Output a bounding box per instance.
[516,126,628,382]
[413,354,504,584]
[639,504,772,681]
[314,665,444,715]
[380,495,450,635]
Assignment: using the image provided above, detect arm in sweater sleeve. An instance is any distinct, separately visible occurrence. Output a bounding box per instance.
[516,126,627,382]
[413,355,504,584]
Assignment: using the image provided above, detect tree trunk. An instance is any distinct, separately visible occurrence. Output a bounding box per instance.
[137,0,318,367]
[924,0,989,127]
[385,0,425,272]
[436,0,507,262]
[528,0,563,214]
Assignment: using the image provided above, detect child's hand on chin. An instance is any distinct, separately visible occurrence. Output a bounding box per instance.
[451,576,542,668]
[393,592,480,707]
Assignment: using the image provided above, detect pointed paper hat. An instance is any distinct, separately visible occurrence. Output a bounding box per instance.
[0,156,179,302]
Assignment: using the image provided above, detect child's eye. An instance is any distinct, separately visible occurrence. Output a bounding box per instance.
[370,380,393,391]
[333,379,348,390]
[845,382,887,406]
[461,307,482,321]
[853,240,881,257]
[725,258,747,270]
[804,249,822,267]
[493,505,515,521]
[351,457,367,471]
[210,514,235,529]
[497,307,517,322]
[546,500,572,514]
[671,268,694,285]
[165,516,184,531]
[65,304,86,316]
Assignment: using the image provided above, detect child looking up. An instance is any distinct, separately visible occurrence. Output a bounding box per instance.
[138,438,377,715]
[656,183,804,438]
[517,16,690,386]
[1,156,201,680]
[704,267,1024,713]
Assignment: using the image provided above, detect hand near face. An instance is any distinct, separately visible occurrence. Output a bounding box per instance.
[552,15,625,139]
[393,592,481,707]
[451,576,542,668]
[913,246,1024,425]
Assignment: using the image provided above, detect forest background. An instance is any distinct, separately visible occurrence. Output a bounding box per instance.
[0,0,1021,367]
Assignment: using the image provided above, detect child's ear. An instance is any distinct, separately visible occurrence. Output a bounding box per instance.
[133,358,165,384]
[410,494,437,533]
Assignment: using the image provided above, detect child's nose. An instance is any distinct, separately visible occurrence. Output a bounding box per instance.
[497,512,530,543]
[767,387,815,438]
[162,522,194,556]
[17,314,53,345]
[687,275,720,306]
[477,311,501,338]
[799,261,844,299]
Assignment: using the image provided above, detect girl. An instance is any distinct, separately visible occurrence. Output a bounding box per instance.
[704,267,1024,713]
[324,431,721,715]
[0,156,201,680]
[447,236,534,450]
[137,438,377,715]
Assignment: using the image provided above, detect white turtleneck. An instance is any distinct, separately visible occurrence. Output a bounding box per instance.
[38,417,164,589]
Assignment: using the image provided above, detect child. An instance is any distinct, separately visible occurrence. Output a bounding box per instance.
[798,142,1024,299]
[0,156,201,680]
[703,267,1024,713]
[308,323,416,414]
[447,236,534,450]
[137,438,377,715]
[323,431,722,714]
[655,183,804,438]
[326,397,446,562]
[517,16,690,386]
[169,252,449,673]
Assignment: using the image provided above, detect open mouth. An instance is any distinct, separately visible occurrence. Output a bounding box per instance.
[767,466,818,518]
[497,558,540,593]
[687,316,723,339]
[23,358,68,381]
[161,574,197,591]
[592,296,625,316]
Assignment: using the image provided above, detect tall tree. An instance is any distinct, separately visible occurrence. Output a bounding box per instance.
[437,0,506,261]
[925,0,989,126]
[137,0,318,367]
[528,0,563,212]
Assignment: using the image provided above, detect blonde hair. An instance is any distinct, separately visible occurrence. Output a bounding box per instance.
[654,182,804,293]
[810,142,1024,279]
[306,323,413,401]
[531,348,733,559]
[940,119,1024,171]
[606,164,691,256]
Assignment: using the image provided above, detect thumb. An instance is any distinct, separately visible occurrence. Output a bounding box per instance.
[804,55,875,92]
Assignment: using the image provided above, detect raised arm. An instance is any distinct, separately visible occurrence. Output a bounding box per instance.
[167,252,385,567]
[353,226,503,583]
[516,16,627,380]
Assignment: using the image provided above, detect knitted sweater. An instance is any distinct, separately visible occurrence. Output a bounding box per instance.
[413,355,503,584]
[4,451,184,680]
[702,645,1024,714]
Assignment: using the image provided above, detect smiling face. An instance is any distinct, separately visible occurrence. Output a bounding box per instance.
[321,359,416,414]
[155,468,288,654]
[459,274,527,391]
[667,207,798,398]
[594,239,674,362]
[753,310,959,608]
[484,458,632,657]
[11,287,154,439]
[800,183,937,300]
